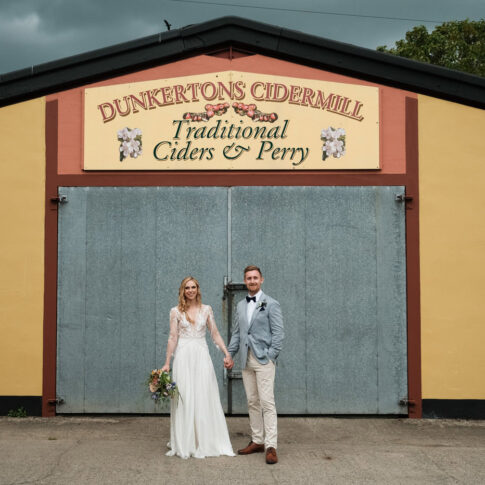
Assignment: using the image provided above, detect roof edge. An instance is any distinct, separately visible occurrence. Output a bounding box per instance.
[1,16,484,109]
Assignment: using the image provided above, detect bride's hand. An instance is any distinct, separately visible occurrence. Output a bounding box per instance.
[161,364,170,373]
[224,355,234,369]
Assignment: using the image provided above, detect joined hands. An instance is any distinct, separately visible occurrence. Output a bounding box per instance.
[224,355,234,369]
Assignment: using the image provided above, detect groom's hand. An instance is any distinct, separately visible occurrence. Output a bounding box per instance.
[224,355,234,369]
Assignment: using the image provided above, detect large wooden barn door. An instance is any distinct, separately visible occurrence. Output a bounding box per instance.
[56,187,228,413]
[56,186,407,414]
[226,186,408,414]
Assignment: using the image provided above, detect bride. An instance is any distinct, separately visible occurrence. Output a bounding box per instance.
[161,276,235,459]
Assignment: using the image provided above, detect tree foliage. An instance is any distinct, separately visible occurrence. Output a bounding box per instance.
[377,19,485,77]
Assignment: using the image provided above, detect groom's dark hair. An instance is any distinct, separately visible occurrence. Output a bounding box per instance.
[244,265,262,276]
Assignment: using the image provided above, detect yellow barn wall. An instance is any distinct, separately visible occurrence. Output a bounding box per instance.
[419,95,485,399]
[1,90,484,402]
[0,98,45,395]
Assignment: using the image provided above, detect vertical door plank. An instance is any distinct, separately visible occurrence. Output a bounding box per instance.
[84,188,123,412]
[155,187,229,411]
[305,187,378,413]
[156,187,227,409]
[119,188,158,412]
[375,186,408,413]
[56,187,87,412]
[231,187,307,413]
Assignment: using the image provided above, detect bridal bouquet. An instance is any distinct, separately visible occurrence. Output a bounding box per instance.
[146,369,179,403]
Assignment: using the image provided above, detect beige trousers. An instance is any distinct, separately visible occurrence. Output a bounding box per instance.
[242,349,277,449]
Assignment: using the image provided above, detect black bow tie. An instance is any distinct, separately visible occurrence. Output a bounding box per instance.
[246,296,256,303]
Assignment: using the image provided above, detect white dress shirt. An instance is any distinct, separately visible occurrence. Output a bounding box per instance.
[246,289,263,323]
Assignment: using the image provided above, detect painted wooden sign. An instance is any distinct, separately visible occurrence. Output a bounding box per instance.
[84,72,379,170]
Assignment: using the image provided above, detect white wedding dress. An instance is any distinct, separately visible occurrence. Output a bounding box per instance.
[165,304,235,459]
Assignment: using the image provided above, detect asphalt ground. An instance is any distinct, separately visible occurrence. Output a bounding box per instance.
[1,416,484,484]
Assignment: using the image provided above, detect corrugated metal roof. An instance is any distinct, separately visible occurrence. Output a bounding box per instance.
[1,16,485,108]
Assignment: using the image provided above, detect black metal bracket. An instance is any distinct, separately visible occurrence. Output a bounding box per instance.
[395,194,413,203]
[50,195,68,204]
[227,370,242,379]
[223,280,246,300]
[224,282,246,292]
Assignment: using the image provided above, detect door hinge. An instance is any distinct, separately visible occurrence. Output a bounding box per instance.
[50,195,68,205]
[399,398,416,407]
[395,194,413,203]
[48,397,65,405]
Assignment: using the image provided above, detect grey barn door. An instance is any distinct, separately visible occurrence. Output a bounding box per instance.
[228,187,407,414]
[56,187,228,413]
[57,186,407,414]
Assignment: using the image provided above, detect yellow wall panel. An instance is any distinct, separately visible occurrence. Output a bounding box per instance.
[0,98,45,395]
[419,95,485,399]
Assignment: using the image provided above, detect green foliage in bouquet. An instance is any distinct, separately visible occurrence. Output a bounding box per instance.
[146,369,180,404]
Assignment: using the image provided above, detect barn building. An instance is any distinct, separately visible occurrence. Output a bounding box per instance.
[1,17,484,418]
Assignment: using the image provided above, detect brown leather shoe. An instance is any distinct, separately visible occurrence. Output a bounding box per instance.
[238,441,265,455]
[266,447,278,464]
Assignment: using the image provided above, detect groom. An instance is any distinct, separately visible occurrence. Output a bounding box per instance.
[224,265,284,465]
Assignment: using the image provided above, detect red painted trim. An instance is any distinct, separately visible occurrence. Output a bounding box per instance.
[379,88,384,170]
[42,100,59,417]
[55,173,407,187]
[404,96,422,418]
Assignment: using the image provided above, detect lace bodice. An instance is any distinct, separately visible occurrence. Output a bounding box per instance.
[167,304,225,351]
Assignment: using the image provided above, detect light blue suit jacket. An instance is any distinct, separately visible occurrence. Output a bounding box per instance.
[227,291,284,369]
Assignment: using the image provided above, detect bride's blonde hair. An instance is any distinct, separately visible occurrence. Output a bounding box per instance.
[178,276,202,321]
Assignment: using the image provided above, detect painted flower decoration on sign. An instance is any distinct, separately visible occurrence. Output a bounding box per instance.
[321,127,346,161]
[117,127,143,161]
[232,103,278,122]
[181,103,278,123]
[183,103,230,122]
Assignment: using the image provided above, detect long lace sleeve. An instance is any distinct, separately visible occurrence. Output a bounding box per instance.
[206,305,230,356]
[164,307,179,366]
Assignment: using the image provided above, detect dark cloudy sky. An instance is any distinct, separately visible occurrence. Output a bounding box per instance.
[0,0,483,74]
